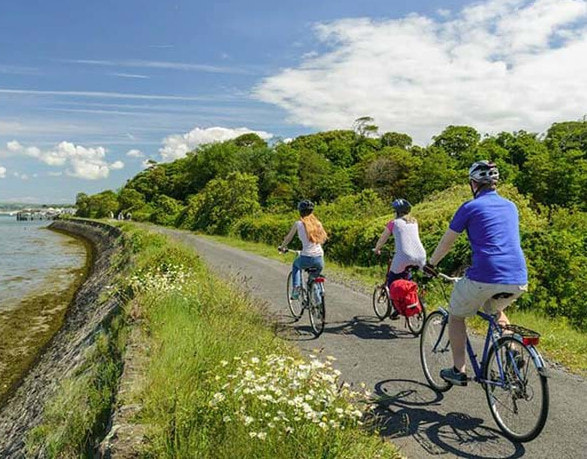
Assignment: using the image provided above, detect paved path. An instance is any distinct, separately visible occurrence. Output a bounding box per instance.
[153,227,586,459]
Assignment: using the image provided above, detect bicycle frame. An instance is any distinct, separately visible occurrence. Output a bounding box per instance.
[433,308,547,387]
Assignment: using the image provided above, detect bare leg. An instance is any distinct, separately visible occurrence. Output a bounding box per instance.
[497,310,510,328]
[449,315,467,373]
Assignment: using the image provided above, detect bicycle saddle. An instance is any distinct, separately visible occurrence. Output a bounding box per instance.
[492,292,514,299]
[305,267,321,273]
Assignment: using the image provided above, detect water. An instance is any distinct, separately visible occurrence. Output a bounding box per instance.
[0,215,87,312]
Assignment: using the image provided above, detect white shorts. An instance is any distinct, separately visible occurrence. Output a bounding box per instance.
[450,277,528,318]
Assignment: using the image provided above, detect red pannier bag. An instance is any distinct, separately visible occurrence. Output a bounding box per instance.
[389,279,422,317]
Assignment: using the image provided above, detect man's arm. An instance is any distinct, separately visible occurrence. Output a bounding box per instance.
[429,228,460,267]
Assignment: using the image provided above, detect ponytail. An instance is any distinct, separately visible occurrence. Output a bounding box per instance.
[300,214,328,244]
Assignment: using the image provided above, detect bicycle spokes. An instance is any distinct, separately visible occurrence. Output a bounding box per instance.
[484,337,549,442]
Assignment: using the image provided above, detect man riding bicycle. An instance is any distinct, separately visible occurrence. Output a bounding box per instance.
[425,160,528,386]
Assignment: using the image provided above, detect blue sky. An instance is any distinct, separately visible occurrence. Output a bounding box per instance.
[1,0,586,203]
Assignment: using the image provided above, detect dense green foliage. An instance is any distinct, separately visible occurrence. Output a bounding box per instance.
[77,120,587,329]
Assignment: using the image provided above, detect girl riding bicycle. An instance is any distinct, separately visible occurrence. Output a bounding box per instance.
[374,198,427,286]
[279,200,328,300]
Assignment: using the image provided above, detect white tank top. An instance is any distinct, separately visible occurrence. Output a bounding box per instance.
[296,221,324,257]
[389,218,426,273]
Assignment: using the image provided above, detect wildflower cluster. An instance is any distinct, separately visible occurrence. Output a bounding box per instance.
[209,353,368,441]
[129,264,193,296]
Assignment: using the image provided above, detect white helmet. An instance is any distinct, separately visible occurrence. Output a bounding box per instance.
[469,160,499,185]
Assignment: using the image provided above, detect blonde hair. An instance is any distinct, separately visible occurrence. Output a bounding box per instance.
[401,215,417,224]
[300,214,328,244]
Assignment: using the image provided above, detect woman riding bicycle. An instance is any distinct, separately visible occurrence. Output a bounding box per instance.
[279,200,328,300]
[374,198,427,285]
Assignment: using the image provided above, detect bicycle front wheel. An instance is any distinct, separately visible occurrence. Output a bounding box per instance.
[308,281,325,337]
[484,336,549,442]
[286,271,303,320]
[372,285,390,320]
[407,302,426,336]
[420,310,452,392]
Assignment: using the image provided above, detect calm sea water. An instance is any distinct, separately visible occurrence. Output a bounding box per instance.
[0,215,87,312]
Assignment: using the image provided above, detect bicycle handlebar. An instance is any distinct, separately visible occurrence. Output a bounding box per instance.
[278,247,301,255]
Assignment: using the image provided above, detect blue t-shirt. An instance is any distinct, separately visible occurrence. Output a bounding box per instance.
[449,190,527,285]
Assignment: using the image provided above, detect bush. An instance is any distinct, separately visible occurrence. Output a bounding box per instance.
[150,195,184,227]
[179,172,261,235]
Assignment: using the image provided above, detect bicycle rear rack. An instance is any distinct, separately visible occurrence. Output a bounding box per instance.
[502,324,541,346]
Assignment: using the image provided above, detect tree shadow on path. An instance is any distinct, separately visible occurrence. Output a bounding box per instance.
[371,378,526,459]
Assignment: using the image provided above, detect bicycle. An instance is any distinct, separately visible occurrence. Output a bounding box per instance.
[372,258,426,336]
[420,271,549,442]
[280,248,326,337]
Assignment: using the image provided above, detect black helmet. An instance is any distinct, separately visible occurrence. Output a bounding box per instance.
[297,200,314,216]
[391,198,411,215]
[469,160,499,185]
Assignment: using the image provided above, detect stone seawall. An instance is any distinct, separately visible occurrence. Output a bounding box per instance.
[0,219,124,457]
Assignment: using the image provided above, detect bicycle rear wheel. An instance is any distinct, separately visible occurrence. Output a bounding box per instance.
[308,281,325,337]
[407,301,426,336]
[286,271,304,320]
[372,285,390,320]
[484,336,549,442]
[420,310,452,392]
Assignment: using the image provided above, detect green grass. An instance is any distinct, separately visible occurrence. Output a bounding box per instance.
[203,233,587,377]
[121,226,402,458]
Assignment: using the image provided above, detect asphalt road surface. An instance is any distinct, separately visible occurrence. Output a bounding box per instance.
[152,227,586,459]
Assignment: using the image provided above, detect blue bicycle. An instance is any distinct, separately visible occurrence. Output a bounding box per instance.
[420,272,549,442]
[280,248,326,337]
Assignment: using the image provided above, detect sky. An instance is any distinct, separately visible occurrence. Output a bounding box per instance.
[0,0,586,203]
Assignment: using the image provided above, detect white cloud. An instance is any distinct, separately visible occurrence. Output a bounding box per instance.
[111,73,150,79]
[110,160,125,170]
[0,88,222,102]
[159,126,273,161]
[255,0,587,144]
[0,166,6,178]
[126,149,144,158]
[5,140,124,180]
[7,140,22,152]
[67,59,252,75]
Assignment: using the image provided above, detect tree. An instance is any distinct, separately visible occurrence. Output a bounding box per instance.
[150,194,184,226]
[381,132,412,149]
[118,188,146,212]
[432,125,480,168]
[363,147,422,202]
[518,148,587,209]
[181,172,261,234]
[75,192,90,217]
[412,146,459,200]
[544,120,587,155]
[83,190,118,218]
[353,116,379,138]
[232,133,267,149]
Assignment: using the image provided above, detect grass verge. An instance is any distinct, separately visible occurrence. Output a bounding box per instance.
[122,225,401,458]
[203,233,587,377]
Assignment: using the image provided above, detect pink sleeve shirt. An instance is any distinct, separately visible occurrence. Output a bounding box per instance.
[386,220,395,232]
